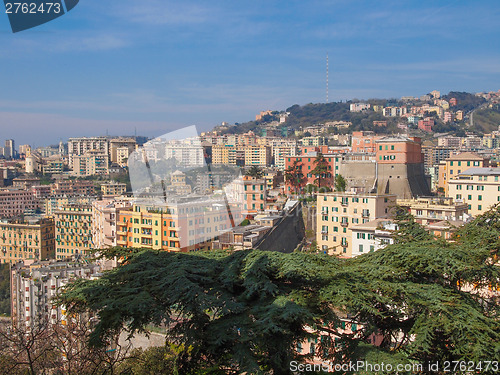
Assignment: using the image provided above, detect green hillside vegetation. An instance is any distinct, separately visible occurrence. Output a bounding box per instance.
[472,104,500,133]
[442,91,487,113]
[59,206,500,375]
[0,265,10,316]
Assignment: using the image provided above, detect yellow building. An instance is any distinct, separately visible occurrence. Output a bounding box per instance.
[316,192,396,257]
[117,198,235,252]
[100,182,127,196]
[440,152,489,194]
[54,205,93,259]
[448,167,500,216]
[0,218,55,264]
[396,197,468,225]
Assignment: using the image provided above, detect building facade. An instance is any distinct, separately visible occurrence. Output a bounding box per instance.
[0,218,55,264]
[54,205,93,259]
[316,192,396,257]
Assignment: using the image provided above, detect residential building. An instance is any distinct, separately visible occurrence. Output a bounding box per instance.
[54,205,93,259]
[448,167,500,216]
[418,117,435,132]
[440,152,489,194]
[10,260,100,330]
[351,131,381,153]
[226,175,267,216]
[284,152,337,193]
[100,182,127,196]
[51,180,95,196]
[397,197,468,226]
[316,192,396,257]
[349,103,371,112]
[68,137,109,168]
[212,224,271,250]
[350,218,397,257]
[109,138,136,164]
[72,151,109,176]
[0,218,55,264]
[0,189,37,218]
[92,198,132,250]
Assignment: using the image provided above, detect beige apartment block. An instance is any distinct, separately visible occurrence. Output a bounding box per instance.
[440,152,489,194]
[54,204,93,259]
[316,192,396,257]
[397,196,469,226]
[72,151,109,177]
[0,218,55,264]
[448,167,500,216]
[92,198,132,250]
[100,182,127,196]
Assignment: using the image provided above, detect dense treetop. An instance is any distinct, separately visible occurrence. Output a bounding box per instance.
[60,206,500,374]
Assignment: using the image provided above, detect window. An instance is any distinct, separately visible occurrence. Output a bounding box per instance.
[369,245,374,252]
[391,145,394,150]
[478,195,482,201]
[450,161,454,166]
[468,195,472,200]
[456,194,462,199]
[478,205,482,211]
[457,185,462,190]
[359,244,363,253]
[458,161,461,166]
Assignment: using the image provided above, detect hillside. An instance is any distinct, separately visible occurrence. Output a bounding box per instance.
[472,104,500,133]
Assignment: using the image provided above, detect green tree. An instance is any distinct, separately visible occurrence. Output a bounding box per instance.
[60,207,500,374]
[245,166,264,179]
[310,153,331,189]
[334,174,346,192]
[284,160,305,195]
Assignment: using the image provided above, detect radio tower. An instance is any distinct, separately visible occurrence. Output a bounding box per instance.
[326,53,329,103]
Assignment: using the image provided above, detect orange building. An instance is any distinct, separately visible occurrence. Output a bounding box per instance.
[376,136,423,164]
[284,153,337,193]
[351,131,382,153]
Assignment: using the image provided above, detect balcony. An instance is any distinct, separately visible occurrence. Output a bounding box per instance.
[341,199,348,207]
[321,230,328,235]
[362,211,370,218]
[340,221,348,227]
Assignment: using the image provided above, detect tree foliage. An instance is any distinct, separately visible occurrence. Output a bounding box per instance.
[60,207,500,374]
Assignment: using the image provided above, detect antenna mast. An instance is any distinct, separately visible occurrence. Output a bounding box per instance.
[326,53,329,103]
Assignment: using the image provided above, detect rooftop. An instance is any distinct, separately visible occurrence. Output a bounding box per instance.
[446,152,485,161]
[458,167,500,176]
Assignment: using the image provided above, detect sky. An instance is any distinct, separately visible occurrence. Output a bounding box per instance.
[0,0,499,147]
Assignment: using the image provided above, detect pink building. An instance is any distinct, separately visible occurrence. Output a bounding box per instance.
[418,117,435,132]
[0,189,37,218]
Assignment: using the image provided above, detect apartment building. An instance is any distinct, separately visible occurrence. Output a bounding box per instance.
[0,189,37,218]
[351,131,381,153]
[116,197,233,252]
[100,182,127,196]
[72,150,109,176]
[10,260,100,330]
[164,141,206,167]
[0,218,55,264]
[92,198,132,250]
[43,196,95,216]
[448,167,500,216]
[244,145,272,166]
[109,138,136,164]
[397,197,468,225]
[284,153,337,193]
[212,145,271,166]
[54,205,93,259]
[226,175,267,216]
[438,152,489,194]
[68,137,109,168]
[51,180,95,196]
[316,192,396,257]
[350,218,397,257]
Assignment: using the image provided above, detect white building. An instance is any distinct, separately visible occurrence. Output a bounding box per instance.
[350,219,397,257]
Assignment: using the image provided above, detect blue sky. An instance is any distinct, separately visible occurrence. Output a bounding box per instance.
[0,0,499,146]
